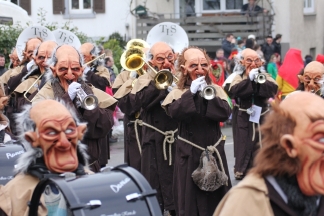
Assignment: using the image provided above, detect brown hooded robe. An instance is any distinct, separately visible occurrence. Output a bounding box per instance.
[229,73,278,176]
[162,82,232,216]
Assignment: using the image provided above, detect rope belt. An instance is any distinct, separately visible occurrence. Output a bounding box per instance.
[132,119,178,166]
[177,135,226,176]
[238,107,269,147]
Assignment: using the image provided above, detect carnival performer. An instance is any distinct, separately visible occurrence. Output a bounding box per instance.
[0,86,12,144]
[7,41,57,135]
[222,52,244,177]
[0,100,90,216]
[215,92,324,215]
[0,48,21,93]
[228,48,277,180]
[7,37,42,92]
[80,42,111,91]
[296,61,324,95]
[210,58,226,86]
[162,47,232,216]
[32,44,117,172]
[276,48,304,100]
[130,41,178,215]
[12,41,57,106]
[113,70,142,172]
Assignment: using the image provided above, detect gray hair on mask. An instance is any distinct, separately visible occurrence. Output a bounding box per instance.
[47,45,84,68]
[90,43,100,56]
[33,41,58,57]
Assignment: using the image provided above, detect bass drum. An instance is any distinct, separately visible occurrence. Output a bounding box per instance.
[0,142,25,185]
[29,164,161,216]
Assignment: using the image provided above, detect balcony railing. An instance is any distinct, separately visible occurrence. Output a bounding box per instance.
[136,12,273,51]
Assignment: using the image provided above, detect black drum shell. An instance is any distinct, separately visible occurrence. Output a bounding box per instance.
[29,165,162,216]
[0,143,25,185]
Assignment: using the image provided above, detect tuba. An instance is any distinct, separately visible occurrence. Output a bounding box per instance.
[120,46,174,90]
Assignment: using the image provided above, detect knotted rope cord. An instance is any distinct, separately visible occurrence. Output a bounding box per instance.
[238,107,269,147]
[132,119,142,155]
[177,135,226,175]
[132,119,178,166]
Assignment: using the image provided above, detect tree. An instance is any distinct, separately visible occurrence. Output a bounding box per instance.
[0,24,24,66]
[101,38,124,71]
[108,32,127,48]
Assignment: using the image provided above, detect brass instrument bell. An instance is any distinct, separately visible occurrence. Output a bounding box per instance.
[121,46,174,90]
[200,85,217,100]
[75,87,98,110]
[254,73,266,84]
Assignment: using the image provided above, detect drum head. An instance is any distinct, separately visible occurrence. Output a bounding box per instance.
[29,165,161,216]
[0,143,25,185]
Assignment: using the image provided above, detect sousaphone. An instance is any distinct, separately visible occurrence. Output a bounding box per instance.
[146,22,189,53]
[52,29,81,49]
[15,26,56,61]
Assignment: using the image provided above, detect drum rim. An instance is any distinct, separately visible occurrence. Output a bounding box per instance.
[28,165,161,216]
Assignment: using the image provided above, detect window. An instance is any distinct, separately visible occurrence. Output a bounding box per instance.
[52,0,105,19]
[310,48,316,59]
[9,0,31,15]
[202,0,244,12]
[304,0,315,14]
[70,0,92,14]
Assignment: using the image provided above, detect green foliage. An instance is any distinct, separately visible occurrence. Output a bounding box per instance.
[108,32,127,48]
[102,38,124,70]
[0,23,23,65]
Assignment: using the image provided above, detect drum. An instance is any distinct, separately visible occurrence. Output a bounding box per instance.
[0,142,25,185]
[29,164,161,216]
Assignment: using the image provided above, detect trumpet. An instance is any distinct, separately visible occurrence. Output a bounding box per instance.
[84,53,106,66]
[120,47,175,90]
[254,73,266,84]
[75,87,98,110]
[200,85,217,100]
[67,80,99,110]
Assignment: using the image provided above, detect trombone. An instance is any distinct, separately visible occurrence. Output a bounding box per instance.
[120,46,177,90]
[84,53,106,66]
[23,73,44,103]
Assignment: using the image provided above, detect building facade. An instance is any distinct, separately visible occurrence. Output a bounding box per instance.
[2,0,323,58]
[139,0,323,58]
[2,0,136,41]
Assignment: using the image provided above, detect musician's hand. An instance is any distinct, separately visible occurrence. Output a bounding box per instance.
[190,76,205,94]
[129,71,137,79]
[26,60,35,72]
[167,82,177,92]
[83,66,91,75]
[68,82,81,100]
[249,68,259,81]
